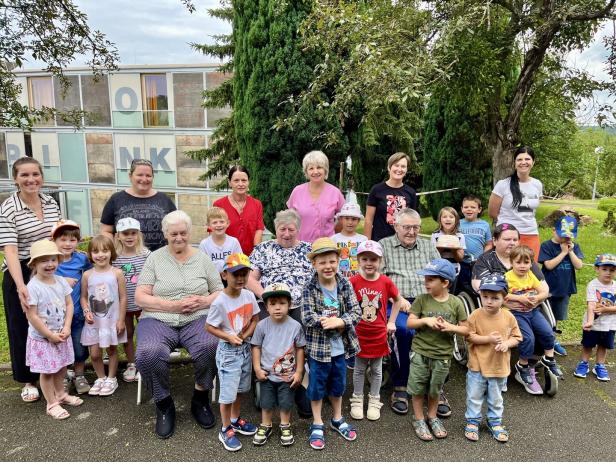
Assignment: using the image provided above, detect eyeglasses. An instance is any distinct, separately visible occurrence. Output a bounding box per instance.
[397,224,420,232]
[131,159,153,167]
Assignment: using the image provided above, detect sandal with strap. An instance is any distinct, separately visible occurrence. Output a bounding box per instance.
[59,393,84,406]
[487,421,509,443]
[427,417,448,439]
[330,417,357,441]
[390,389,409,415]
[412,417,433,441]
[46,402,70,420]
[309,423,325,450]
[464,420,480,442]
[21,385,40,403]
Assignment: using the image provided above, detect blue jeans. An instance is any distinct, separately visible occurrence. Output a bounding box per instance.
[464,370,506,424]
[71,315,89,364]
[387,299,415,388]
[512,309,555,360]
[216,341,252,404]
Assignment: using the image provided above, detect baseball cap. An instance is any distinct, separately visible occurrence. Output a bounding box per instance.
[223,253,252,273]
[416,258,456,283]
[594,254,616,267]
[116,217,141,232]
[336,202,364,220]
[555,216,577,239]
[357,240,383,257]
[262,282,292,302]
[28,239,63,266]
[478,273,508,293]
[51,219,80,240]
[307,237,340,260]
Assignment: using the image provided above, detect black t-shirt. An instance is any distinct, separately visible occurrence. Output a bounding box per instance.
[100,191,176,251]
[367,182,417,242]
[472,250,544,281]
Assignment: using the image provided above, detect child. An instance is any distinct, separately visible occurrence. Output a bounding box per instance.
[574,253,616,382]
[406,258,468,441]
[199,207,242,275]
[251,282,306,446]
[301,237,361,450]
[349,240,410,420]
[113,217,151,382]
[25,239,82,419]
[539,216,584,356]
[206,253,260,452]
[52,220,92,394]
[459,196,492,289]
[465,274,522,443]
[331,202,367,278]
[80,235,127,397]
[505,245,561,396]
[431,207,466,282]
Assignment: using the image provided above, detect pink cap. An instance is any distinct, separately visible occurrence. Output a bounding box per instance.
[357,240,383,257]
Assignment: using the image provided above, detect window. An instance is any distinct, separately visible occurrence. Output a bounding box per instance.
[28,77,54,109]
[141,74,169,127]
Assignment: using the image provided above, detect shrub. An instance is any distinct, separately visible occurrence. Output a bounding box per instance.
[598,197,616,212]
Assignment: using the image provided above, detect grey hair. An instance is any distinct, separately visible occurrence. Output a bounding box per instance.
[274,209,301,230]
[394,208,420,224]
[302,150,329,179]
[162,210,192,235]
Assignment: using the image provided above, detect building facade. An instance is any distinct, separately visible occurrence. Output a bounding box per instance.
[0,64,231,242]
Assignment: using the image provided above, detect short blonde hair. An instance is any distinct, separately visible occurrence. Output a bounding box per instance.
[387,152,411,170]
[162,210,192,235]
[206,206,229,225]
[302,150,329,179]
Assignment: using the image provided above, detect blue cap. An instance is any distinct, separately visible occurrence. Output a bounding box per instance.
[595,254,616,267]
[478,273,508,293]
[416,258,456,283]
[555,216,577,239]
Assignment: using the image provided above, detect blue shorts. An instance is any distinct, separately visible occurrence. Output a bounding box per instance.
[216,341,252,404]
[581,330,615,350]
[306,354,346,401]
[71,315,89,364]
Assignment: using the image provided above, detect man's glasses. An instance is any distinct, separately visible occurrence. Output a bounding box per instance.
[397,224,420,232]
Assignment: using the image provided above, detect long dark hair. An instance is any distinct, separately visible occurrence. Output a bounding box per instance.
[509,146,535,208]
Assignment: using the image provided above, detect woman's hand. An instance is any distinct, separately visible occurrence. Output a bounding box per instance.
[84,311,94,324]
[17,285,30,312]
[64,277,78,288]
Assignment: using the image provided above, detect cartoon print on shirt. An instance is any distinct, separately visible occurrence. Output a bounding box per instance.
[121,262,138,284]
[360,293,381,323]
[594,289,615,319]
[272,345,296,380]
[386,195,408,225]
[89,283,113,317]
[226,303,255,334]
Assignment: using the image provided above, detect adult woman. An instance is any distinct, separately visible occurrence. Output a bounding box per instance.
[213,165,264,256]
[100,159,176,251]
[0,157,61,402]
[135,210,223,439]
[364,152,418,242]
[488,146,542,259]
[287,150,345,243]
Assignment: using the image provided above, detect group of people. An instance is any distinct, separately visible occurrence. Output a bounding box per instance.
[1,148,615,452]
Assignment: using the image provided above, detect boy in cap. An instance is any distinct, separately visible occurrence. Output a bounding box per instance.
[302,237,361,450]
[206,253,260,451]
[331,202,367,278]
[539,216,584,355]
[251,282,306,446]
[574,253,616,382]
[406,258,468,441]
[464,274,522,443]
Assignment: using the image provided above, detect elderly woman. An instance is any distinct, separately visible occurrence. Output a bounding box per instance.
[287,150,345,243]
[135,210,222,439]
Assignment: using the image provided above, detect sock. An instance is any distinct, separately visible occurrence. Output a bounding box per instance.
[518,362,529,368]
[332,416,343,424]
[156,396,173,412]
[544,355,554,361]
[231,417,239,424]
[192,388,208,404]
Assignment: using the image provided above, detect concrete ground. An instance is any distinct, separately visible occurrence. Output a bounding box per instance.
[1,347,615,462]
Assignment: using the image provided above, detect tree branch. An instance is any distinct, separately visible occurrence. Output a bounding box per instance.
[568,0,616,21]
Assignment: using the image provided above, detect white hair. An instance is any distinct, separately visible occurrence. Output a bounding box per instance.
[274,209,301,230]
[394,208,420,224]
[302,150,329,179]
[162,210,192,235]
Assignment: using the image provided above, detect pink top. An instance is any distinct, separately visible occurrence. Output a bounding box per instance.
[287,182,345,243]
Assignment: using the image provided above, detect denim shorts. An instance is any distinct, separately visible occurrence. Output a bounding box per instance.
[581,330,615,350]
[306,354,346,401]
[260,379,294,411]
[216,341,252,404]
[71,315,89,363]
[407,351,450,398]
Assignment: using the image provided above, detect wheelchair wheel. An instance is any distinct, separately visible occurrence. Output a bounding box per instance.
[453,290,477,365]
[538,299,557,330]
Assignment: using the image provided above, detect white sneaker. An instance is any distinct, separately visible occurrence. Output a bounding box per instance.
[99,377,118,396]
[123,363,138,382]
[88,377,106,396]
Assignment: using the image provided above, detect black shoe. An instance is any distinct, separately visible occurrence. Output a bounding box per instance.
[191,397,216,429]
[155,399,176,439]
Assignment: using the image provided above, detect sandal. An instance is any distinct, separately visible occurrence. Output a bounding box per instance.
[464,421,480,442]
[427,417,448,439]
[330,417,357,441]
[487,421,509,443]
[46,402,70,420]
[390,389,409,415]
[59,393,84,406]
[412,417,433,441]
[309,423,325,450]
[21,385,40,403]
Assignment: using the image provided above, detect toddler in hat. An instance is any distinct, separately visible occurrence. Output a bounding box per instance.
[331,202,367,278]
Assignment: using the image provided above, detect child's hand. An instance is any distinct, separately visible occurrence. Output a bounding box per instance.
[255,368,268,381]
[399,299,411,313]
[48,332,64,344]
[320,317,345,330]
[583,321,594,331]
[438,319,456,333]
[228,334,243,346]
[424,317,440,330]
[593,305,606,315]
[65,277,78,288]
[560,241,573,254]
[489,331,503,344]
[59,326,71,340]
[494,342,509,353]
[116,320,126,335]
[290,370,303,389]
[84,310,94,324]
[387,321,396,335]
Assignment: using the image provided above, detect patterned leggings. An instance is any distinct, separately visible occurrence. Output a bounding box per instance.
[136,316,218,402]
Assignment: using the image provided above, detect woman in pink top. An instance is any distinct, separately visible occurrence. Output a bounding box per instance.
[287,150,345,243]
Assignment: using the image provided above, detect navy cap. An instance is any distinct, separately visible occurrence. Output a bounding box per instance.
[478,273,508,293]
[416,258,457,283]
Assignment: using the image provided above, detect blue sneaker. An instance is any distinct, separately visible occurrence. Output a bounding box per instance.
[573,360,589,378]
[553,341,567,356]
[231,416,257,435]
[593,363,610,382]
[219,426,242,451]
[540,356,563,379]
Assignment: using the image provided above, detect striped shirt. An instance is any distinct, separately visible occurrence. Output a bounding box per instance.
[0,193,61,271]
[113,249,151,312]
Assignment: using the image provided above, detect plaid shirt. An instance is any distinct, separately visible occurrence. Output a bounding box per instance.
[301,273,361,362]
[380,235,440,299]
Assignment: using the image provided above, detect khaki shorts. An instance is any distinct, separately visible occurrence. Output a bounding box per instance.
[407,351,450,398]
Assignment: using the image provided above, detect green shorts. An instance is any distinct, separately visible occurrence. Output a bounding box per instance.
[407,351,451,398]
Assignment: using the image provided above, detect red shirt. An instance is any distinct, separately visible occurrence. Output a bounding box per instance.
[350,274,399,358]
[213,195,265,256]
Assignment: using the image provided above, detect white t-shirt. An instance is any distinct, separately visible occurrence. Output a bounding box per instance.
[492,177,543,234]
[199,235,242,273]
[331,232,367,278]
[206,289,260,339]
[584,278,616,331]
[26,276,72,340]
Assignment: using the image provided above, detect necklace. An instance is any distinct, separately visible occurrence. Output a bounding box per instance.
[230,194,247,214]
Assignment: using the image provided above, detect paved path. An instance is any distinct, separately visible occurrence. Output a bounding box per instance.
[1,347,615,462]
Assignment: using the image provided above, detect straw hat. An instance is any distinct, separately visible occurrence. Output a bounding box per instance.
[28,239,62,267]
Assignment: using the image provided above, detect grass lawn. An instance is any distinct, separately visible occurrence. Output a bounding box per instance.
[0,199,614,363]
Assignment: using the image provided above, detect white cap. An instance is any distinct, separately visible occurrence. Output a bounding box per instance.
[116,217,141,232]
[336,202,364,220]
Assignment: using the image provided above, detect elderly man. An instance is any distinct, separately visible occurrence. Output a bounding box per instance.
[380,208,440,415]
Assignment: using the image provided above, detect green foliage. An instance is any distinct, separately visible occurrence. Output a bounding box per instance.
[598,197,616,212]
